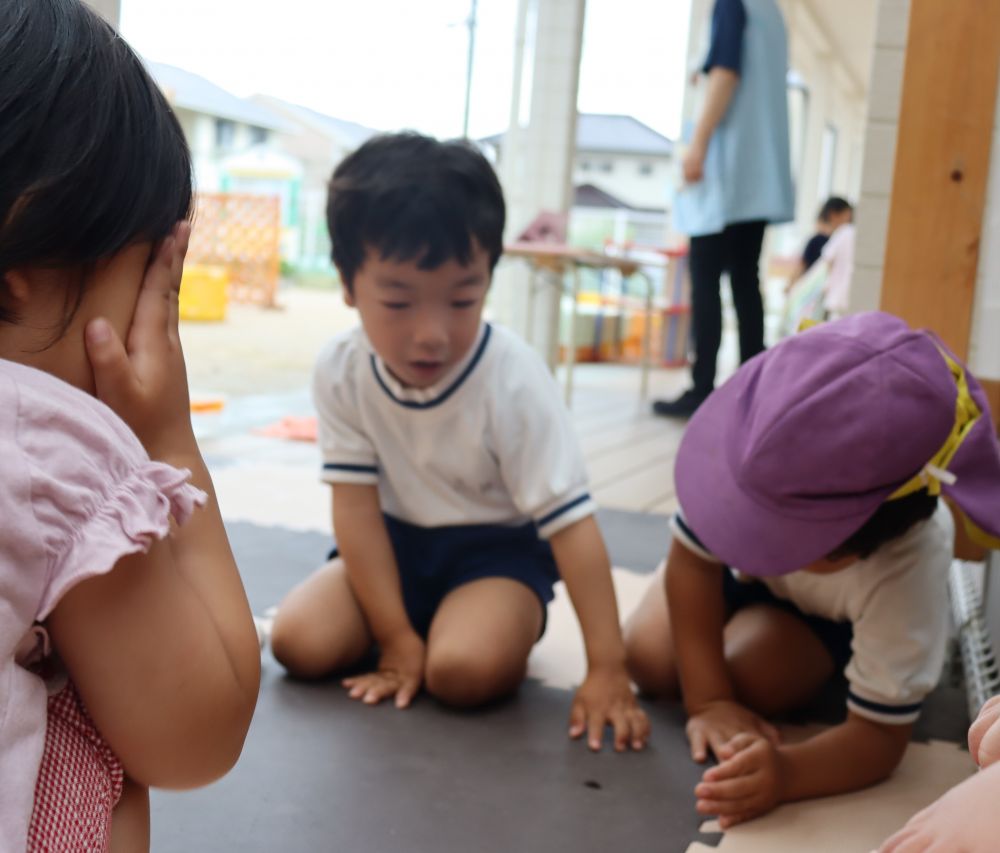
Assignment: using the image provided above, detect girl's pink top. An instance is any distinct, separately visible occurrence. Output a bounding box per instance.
[0,359,205,852]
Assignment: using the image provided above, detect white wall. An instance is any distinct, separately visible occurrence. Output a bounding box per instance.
[850,0,909,315]
[783,2,868,241]
[573,153,672,211]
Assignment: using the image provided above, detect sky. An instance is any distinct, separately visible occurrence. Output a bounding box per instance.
[120,0,691,141]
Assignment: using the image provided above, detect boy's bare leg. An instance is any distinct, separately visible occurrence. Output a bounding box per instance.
[723,605,835,715]
[623,567,835,714]
[424,577,543,708]
[110,777,149,853]
[271,558,372,678]
[623,564,681,698]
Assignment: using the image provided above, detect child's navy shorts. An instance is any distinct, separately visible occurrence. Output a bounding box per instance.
[722,569,854,670]
[328,514,560,637]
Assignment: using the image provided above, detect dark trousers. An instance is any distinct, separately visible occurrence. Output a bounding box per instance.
[689,220,767,396]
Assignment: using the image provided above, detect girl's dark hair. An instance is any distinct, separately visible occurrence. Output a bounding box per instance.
[818,196,852,222]
[827,489,939,561]
[0,0,193,328]
[327,132,505,290]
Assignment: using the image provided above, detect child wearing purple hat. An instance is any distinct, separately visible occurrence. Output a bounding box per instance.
[624,311,1000,827]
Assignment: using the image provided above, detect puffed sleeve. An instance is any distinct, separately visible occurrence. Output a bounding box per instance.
[12,365,206,620]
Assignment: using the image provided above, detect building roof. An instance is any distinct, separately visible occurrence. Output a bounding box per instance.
[250,96,380,148]
[484,113,673,157]
[572,183,665,213]
[573,183,634,209]
[147,62,291,131]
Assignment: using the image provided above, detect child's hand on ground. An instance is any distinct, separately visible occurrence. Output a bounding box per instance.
[342,631,425,709]
[876,760,1000,852]
[695,732,786,829]
[686,699,780,763]
[569,665,650,752]
[85,222,195,459]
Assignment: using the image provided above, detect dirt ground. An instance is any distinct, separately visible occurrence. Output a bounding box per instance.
[180,285,356,398]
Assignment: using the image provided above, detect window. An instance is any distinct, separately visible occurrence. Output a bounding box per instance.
[580,160,592,171]
[599,161,614,173]
[249,126,269,146]
[818,123,839,200]
[638,162,653,176]
[215,118,236,150]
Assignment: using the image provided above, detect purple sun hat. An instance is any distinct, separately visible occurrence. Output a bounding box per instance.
[675,312,1000,576]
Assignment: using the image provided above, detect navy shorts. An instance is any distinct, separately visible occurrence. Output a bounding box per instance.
[722,570,853,671]
[329,515,560,637]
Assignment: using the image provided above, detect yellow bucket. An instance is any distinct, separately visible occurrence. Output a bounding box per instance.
[179,265,229,321]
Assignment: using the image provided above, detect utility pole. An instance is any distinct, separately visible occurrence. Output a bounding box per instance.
[462,0,478,138]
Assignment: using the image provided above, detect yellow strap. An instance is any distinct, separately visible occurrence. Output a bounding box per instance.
[889,346,981,500]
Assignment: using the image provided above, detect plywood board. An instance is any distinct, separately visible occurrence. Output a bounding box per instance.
[880,1,1000,358]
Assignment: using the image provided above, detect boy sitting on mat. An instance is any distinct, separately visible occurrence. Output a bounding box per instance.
[269,132,649,752]
[624,311,1000,825]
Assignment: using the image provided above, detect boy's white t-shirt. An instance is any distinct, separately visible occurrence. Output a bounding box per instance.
[672,503,955,725]
[313,322,596,539]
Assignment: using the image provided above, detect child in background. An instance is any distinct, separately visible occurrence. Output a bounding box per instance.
[270,133,649,752]
[786,196,853,290]
[820,206,857,319]
[624,312,1000,827]
[0,1,261,849]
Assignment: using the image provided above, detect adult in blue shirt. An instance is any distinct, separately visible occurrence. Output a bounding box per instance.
[654,0,794,417]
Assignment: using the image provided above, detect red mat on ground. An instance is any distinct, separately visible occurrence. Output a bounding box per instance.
[254,416,318,442]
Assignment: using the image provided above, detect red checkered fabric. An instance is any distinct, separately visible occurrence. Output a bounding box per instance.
[27,683,124,852]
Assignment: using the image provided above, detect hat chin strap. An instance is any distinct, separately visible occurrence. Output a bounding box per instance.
[887,346,1000,550]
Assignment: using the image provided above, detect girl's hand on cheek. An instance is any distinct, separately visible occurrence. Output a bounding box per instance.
[85,222,196,459]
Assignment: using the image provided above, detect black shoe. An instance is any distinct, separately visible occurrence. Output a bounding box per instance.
[651,389,707,418]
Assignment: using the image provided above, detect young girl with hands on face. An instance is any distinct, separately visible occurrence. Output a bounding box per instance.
[0,1,261,850]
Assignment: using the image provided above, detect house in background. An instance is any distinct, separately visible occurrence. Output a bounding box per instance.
[250,96,381,272]
[148,62,292,194]
[484,113,675,250]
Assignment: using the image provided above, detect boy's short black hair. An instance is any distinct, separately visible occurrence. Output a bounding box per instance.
[818,196,853,223]
[827,489,939,561]
[326,133,506,290]
[0,0,192,327]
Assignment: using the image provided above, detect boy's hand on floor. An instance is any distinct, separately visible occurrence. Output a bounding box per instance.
[342,632,425,709]
[695,733,786,829]
[686,700,781,763]
[569,665,650,752]
[877,760,1000,852]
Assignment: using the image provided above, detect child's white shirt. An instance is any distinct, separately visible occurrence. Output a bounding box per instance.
[822,222,856,316]
[313,322,596,539]
[672,503,955,725]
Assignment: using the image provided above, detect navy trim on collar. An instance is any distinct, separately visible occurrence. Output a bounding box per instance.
[370,324,492,410]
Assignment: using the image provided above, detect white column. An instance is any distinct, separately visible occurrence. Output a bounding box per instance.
[493,0,586,368]
[84,0,120,26]
[849,0,909,314]
[969,81,1000,381]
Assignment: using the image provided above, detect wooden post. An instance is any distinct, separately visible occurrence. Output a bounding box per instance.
[879,0,1000,360]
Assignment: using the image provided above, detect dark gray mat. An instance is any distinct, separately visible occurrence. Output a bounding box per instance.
[152,669,715,853]
[150,514,715,852]
[149,513,966,851]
